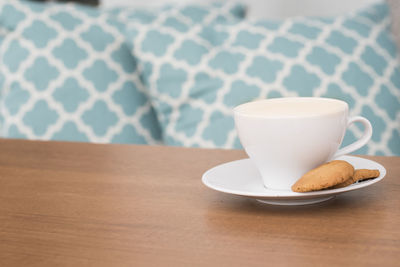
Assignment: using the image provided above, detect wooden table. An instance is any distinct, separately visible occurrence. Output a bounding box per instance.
[0,139,399,266]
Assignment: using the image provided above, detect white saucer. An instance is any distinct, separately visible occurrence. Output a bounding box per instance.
[202,155,386,206]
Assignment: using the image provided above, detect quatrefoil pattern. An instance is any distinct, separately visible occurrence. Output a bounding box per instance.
[0,0,245,144]
[0,0,165,144]
[127,2,400,155]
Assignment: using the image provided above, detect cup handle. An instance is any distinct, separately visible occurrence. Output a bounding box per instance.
[333,116,372,158]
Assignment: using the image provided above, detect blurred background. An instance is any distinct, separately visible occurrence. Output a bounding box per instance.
[32,0,400,48]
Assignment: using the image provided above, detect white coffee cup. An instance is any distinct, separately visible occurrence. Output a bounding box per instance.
[233,97,372,191]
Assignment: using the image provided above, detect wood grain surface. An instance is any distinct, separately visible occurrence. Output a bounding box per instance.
[0,139,399,266]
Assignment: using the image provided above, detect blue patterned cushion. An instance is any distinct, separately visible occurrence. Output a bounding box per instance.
[127,2,400,155]
[0,0,245,144]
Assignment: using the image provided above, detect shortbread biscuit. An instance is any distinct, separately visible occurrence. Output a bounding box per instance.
[353,169,380,181]
[291,160,354,192]
[332,169,380,189]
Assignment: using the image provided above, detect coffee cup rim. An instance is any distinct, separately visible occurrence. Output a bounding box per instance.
[233,97,348,119]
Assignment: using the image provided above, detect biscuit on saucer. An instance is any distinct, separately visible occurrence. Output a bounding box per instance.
[333,169,380,189]
[291,160,354,192]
